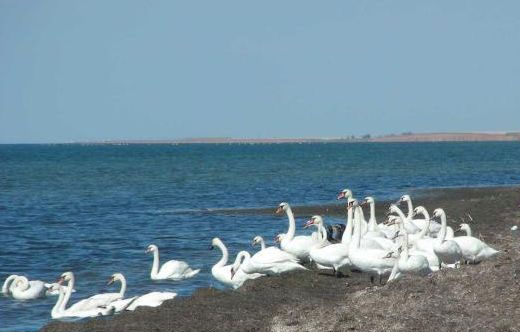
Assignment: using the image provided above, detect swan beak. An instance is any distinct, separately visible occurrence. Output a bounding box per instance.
[303,220,313,228]
[107,278,115,286]
[336,192,345,200]
[56,276,65,285]
[391,231,401,240]
[360,200,368,206]
[230,268,236,279]
[383,252,394,259]
[275,207,283,214]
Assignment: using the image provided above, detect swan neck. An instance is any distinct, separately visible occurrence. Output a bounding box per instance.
[151,250,160,278]
[52,287,65,316]
[403,232,409,258]
[2,275,17,294]
[368,202,377,230]
[61,275,75,312]
[418,210,431,238]
[118,276,126,297]
[351,207,362,249]
[406,200,413,219]
[342,207,353,243]
[437,212,447,242]
[285,207,296,240]
[465,226,472,237]
[216,241,229,267]
[260,239,266,250]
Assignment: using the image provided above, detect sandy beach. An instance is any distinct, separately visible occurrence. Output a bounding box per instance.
[41,186,520,332]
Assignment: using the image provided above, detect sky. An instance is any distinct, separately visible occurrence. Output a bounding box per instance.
[0,0,519,143]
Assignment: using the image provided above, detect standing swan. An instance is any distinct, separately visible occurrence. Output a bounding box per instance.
[453,223,499,263]
[210,238,262,289]
[146,244,200,280]
[348,203,396,284]
[276,202,320,261]
[432,209,463,268]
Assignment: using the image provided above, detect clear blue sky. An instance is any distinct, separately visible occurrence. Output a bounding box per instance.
[1,1,519,143]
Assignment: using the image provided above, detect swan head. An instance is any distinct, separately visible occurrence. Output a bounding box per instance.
[146,244,158,254]
[384,215,400,226]
[457,223,470,233]
[107,273,124,286]
[276,202,289,214]
[361,196,374,206]
[347,199,358,210]
[251,236,263,247]
[274,234,285,243]
[58,272,74,285]
[412,206,427,217]
[432,208,445,219]
[387,204,401,215]
[210,237,223,249]
[397,194,411,204]
[337,189,353,200]
[304,215,323,228]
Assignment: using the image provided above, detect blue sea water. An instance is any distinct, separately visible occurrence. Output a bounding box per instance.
[1,142,520,331]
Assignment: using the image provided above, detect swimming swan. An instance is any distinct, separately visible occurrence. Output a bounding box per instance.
[146,244,200,280]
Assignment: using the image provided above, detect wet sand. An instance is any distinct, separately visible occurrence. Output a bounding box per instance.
[41,186,520,332]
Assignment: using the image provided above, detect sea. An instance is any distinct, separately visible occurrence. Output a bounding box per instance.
[1,142,520,331]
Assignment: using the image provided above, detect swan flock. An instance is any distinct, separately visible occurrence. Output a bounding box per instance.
[3,189,499,321]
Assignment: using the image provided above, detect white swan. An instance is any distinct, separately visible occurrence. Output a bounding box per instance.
[56,272,121,312]
[432,209,463,268]
[276,202,320,261]
[251,235,300,262]
[231,247,305,277]
[210,238,263,289]
[388,231,432,282]
[397,194,442,235]
[360,197,387,238]
[252,236,267,251]
[51,273,115,319]
[146,244,200,280]
[126,292,177,311]
[388,204,420,234]
[453,223,499,263]
[8,276,47,300]
[348,204,396,284]
[2,275,71,298]
[307,215,351,276]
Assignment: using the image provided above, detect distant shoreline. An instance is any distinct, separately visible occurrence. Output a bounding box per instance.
[3,132,520,145]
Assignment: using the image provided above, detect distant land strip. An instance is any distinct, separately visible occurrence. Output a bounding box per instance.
[80,132,520,144]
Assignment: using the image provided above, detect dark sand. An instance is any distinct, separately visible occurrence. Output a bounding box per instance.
[41,186,520,332]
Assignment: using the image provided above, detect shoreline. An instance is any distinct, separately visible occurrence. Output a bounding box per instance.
[41,185,520,332]
[3,132,520,145]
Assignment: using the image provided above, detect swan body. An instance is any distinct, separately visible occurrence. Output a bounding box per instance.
[232,249,305,277]
[431,209,463,267]
[126,292,177,311]
[390,232,432,281]
[9,277,47,300]
[210,238,263,289]
[348,204,396,283]
[276,202,320,261]
[58,272,120,312]
[51,272,115,319]
[452,223,499,263]
[146,244,200,280]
